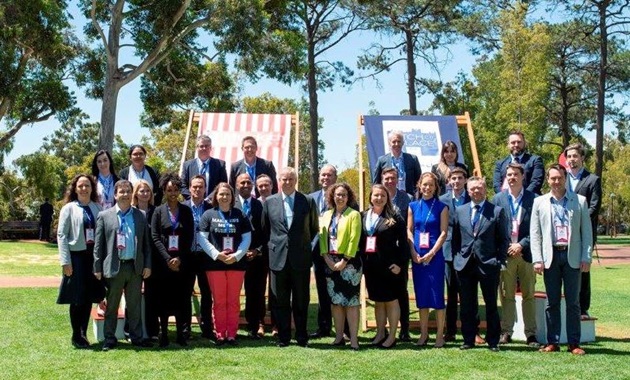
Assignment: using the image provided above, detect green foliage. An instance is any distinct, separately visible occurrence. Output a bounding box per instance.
[13,152,67,203]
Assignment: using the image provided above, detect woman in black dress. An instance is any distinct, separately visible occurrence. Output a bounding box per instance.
[360,184,407,349]
[431,140,469,195]
[57,174,104,348]
[151,173,194,346]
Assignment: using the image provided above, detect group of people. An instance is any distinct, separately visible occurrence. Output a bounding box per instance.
[56,130,599,356]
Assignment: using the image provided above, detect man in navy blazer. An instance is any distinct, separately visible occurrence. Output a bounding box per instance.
[262,167,319,347]
[492,163,539,347]
[234,173,267,339]
[229,136,278,197]
[452,176,510,351]
[181,135,228,199]
[439,167,470,342]
[493,131,544,195]
[564,143,601,319]
[372,130,422,196]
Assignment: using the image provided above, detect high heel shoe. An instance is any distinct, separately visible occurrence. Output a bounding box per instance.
[380,339,397,349]
[371,335,388,346]
[415,337,429,347]
[434,340,445,349]
[331,339,346,346]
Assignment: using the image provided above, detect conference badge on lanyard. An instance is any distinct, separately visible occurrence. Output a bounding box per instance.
[329,236,338,253]
[365,236,377,253]
[419,232,430,249]
[85,228,95,244]
[168,235,179,252]
[223,236,234,253]
[555,225,569,245]
[117,232,126,249]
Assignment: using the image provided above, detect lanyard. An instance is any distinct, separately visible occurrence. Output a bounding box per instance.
[191,202,204,225]
[246,164,256,182]
[98,175,113,201]
[367,209,380,236]
[392,156,404,176]
[330,208,347,237]
[219,209,232,234]
[551,197,568,225]
[168,207,179,234]
[78,203,95,228]
[507,191,523,220]
[419,199,435,233]
[132,166,146,180]
[118,208,132,232]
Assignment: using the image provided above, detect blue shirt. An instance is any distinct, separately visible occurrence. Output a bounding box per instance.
[116,205,136,260]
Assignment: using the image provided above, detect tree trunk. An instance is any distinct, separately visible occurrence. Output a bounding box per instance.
[307,40,319,192]
[98,61,121,153]
[405,29,417,115]
[595,2,607,179]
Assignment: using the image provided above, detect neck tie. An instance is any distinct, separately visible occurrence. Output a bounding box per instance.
[285,196,294,227]
[243,199,250,216]
[472,205,481,232]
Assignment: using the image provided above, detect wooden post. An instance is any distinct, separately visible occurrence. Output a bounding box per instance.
[456,112,482,176]
[179,110,196,177]
[292,112,300,191]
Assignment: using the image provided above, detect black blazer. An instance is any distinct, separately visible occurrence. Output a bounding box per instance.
[359,211,408,268]
[439,190,471,262]
[229,157,278,196]
[491,189,536,263]
[181,157,228,199]
[568,169,602,242]
[150,203,194,272]
[262,192,318,271]
[431,162,469,196]
[372,152,422,196]
[119,164,162,205]
[234,196,264,254]
[452,201,510,274]
[493,153,545,195]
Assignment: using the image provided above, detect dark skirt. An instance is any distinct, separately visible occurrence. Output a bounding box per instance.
[325,254,363,307]
[57,248,106,305]
[363,256,403,302]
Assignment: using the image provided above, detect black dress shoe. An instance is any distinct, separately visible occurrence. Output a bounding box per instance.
[72,338,90,349]
[159,336,169,347]
[489,345,500,352]
[132,339,153,348]
[398,332,412,342]
[296,340,309,347]
[102,341,117,351]
[526,335,541,348]
[443,334,456,342]
[248,331,262,340]
[226,339,238,346]
[176,336,188,347]
[215,339,226,346]
[499,333,512,344]
[309,330,331,339]
[459,344,474,350]
[277,341,289,347]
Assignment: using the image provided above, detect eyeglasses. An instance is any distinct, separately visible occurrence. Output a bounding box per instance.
[197,144,211,149]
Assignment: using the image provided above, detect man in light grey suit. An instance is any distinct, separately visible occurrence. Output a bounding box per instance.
[94,180,152,351]
[531,164,592,355]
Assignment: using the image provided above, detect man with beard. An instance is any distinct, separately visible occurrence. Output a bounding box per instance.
[493,131,545,195]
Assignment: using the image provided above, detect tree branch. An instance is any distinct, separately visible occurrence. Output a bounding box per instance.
[91,0,112,59]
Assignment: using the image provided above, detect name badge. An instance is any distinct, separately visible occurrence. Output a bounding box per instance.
[168,235,179,251]
[117,232,126,249]
[329,237,338,253]
[85,228,95,244]
[365,236,377,253]
[555,225,569,245]
[419,232,430,249]
[511,220,519,243]
[223,236,234,252]
[103,202,113,210]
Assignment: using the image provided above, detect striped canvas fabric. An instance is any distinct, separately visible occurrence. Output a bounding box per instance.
[197,112,293,175]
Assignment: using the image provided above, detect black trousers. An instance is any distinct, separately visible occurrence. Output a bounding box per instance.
[457,257,501,347]
[189,251,213,336]
[245,256,269,331]
[445,260,460,336]
[579,271,591,314]
[397,259,410,334]
[312,249,332,333]
[271,265,310,344]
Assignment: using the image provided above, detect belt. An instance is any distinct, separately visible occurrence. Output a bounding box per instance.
[120,259,135,263]
[553,246,567,251]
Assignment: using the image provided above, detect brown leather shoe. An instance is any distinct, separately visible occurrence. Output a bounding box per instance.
[499,333,512,344]
[568,344,586,355]
[257,324,265,338]
[475,334,486,345]
[539,344,560,353]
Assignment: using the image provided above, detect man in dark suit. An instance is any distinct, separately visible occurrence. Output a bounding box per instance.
[229,136,278,197]
[233,173,267,339]
[94,180,152,351]
[438,167,470,342]
[262,167,318,347]
[39,198,54,241]
[382,167,413,341]
[493,130,545,195]
[492,163,539,347]
[452,176,509,351]
[182,175,214,339]
[564,143,601,319]
[372,130,422,196]
[308,164,337,339]
[181,135,228,199]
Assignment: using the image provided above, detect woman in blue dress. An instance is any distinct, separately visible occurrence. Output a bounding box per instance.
[408,172,448,348]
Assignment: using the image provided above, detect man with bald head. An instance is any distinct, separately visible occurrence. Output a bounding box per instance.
[262,167,319,347]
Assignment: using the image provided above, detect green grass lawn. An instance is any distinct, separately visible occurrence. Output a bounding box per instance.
[596,235,630,246]
[0,241,629,379]
[0,241,60,276]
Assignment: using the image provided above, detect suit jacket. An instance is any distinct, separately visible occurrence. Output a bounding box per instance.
[229,157,278,196]
[568,169,602,243]
[439,190,471,262]
[392,189,412,225]
[452,201,510,273]
[93,206,152,278]
[530,192,593,269]
[57,201,102,265]
[318,207,362,258]
[493,153,545,195]
[372,152,422,196]
[431,162,469,196]
[235,196,265,253]
[262,191,318,271]
[359,211,408,268]
[119,164,162,205]
[491,189,536,263]
[181,157,228,199]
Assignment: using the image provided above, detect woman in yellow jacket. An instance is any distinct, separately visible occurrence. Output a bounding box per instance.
[319,182,362,350]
